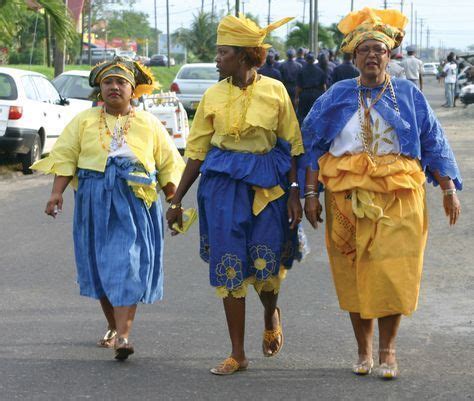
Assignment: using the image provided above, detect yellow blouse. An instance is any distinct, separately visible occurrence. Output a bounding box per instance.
[32,107,185,203]
[185,75,304,160]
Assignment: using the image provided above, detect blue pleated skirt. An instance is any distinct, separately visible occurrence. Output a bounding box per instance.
[73,157,164,306]
[197,139,307,296]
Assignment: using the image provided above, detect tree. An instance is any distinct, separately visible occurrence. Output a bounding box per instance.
[327,22,344,52]
[286,21,335,51]
[173,12,218,62]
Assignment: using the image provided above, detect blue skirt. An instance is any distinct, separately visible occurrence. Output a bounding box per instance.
[197,139,306,297]
[73,157,164,306]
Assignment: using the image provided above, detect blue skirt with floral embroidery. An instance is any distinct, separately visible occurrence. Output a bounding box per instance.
[197,139,306,294]
[73,157,164,306]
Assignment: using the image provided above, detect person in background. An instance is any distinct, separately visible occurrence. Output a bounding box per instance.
[443,52,458,108]
[386,48,406,78]
[273,51,283,70]
[400,45,423,90]
[280,48,302,108]
[258,51,283,81]
[32,57,185,361]
[317,52,333,87]
[302,7,461,380]
[295,52,326,124]
[296,47,307,66]
[331,52,360,84]
[328,49,340,66]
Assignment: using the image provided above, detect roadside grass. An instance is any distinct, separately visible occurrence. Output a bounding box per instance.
[6,64,181,91]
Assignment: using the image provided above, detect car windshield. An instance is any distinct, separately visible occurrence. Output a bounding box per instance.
[56,75,92,100]
[178,67,218,80]
[0,73,18,100]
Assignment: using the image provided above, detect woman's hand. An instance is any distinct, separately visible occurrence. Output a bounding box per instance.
[45,193,63,218]
[304,196,323,229]
[443,193,461,226]
[166,205,183,236]
[287,189,303,230]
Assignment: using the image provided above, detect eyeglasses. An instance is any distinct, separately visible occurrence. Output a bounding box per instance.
[356,46,388,56]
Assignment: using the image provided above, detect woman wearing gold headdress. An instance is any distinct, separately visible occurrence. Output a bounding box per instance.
[302,8,461,379]
[166,14,305,375]
[32,56,185,361]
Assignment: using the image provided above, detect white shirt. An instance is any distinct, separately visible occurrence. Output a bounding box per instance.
[443,62,458,84]
[330,108,400,156]
[400,55,424,80]
[386,60,406,79]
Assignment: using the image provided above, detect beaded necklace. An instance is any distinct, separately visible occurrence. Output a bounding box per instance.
[225,72,257,141]
[98,106,135,152]
[356,74,400,166]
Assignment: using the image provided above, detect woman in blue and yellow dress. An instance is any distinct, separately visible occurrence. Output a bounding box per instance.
[166,14,305,375]
[302,8,462,379]
[32,57,185,360]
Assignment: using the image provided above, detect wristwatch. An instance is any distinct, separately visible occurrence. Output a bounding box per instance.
[169,203,182,210]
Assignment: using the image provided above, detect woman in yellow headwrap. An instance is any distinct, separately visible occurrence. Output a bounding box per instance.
[32,56,185,361]
[166,14,306,375]
[302,8,461,379]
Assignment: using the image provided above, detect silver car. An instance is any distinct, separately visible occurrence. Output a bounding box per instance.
[170,63,218,113]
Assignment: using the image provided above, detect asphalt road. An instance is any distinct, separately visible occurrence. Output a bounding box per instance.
[0,77,473,400]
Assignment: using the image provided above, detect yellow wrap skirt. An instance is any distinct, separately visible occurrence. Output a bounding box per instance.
[319,153,428,319]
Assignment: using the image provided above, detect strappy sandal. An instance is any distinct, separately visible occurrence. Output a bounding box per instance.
[210,357,248,376]
[114,337,134,361]
[377,348,398,379]
[97,329,117,348]
[262,306,284,357]
[352,357,374,375]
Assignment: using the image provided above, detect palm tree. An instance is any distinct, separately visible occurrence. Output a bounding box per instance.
[286,21,335,51]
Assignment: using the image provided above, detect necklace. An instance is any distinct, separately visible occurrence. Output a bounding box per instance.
[356,74,401,166]
[225,72,257,141]
[98,106,135,151]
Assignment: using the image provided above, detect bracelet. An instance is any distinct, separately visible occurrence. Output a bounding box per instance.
[305,185,316,189]
[304,190,318,197]
[168,202,182,210]
[305,193,318,198]
[443,188,456,196]
[289,182,299,189]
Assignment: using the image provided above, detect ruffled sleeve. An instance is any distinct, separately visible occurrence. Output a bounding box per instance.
[276,84,304,156]
[31,113,81,178]
[184,93,214,160]
[153,121,185,189]
[415,90,462,189]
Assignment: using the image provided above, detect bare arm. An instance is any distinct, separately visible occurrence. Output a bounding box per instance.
[45,175,73,218]
[287,157,302,230]
[430,170,461,226]
[303,166,323,229]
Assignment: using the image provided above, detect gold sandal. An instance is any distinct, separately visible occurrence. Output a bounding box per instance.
[97,329,117,348]
[262,307,284,357]
[352,357,374,375]
[114,337,134,361]
[377,349,398,379]
[210,357,248,376]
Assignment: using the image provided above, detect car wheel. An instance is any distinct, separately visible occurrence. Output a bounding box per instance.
[20,134,41,175]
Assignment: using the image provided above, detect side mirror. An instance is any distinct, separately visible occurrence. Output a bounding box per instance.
[60,97,70,106]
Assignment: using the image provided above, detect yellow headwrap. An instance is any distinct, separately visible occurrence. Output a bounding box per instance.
[338,7,408,53]
[217,13,294,49]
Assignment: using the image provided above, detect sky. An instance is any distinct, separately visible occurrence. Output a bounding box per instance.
[135,0,474,51]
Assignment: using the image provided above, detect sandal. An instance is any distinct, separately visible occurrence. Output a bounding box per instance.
[352,357,374,375]
[97,329,117,348]
[114,337,134,361]
[262,306,284,357]
[210,357,248,376]
[377,349,398,379]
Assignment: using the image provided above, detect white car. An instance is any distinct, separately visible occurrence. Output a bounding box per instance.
[0,67,78,173]
[140,91,189,153]
[170,63,219,113]
[423,62,439,76]
[52,70,93,111]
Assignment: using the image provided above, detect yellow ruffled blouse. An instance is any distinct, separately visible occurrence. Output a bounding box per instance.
[32,107,185,205]
[185,75,304,160]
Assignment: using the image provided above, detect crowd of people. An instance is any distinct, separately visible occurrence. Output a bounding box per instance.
[33,7,462,382]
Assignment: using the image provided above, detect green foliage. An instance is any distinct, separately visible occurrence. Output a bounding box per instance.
[286,21,336,51]
[328,23,345,52]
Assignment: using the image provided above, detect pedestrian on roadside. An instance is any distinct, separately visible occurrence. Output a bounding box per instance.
[331,52,360,84]
[166,14,306,375]
[295,52,326,124]
[302,7,461,380]
[400,45,424,90]
[443,53,458,108]
[32,57,185,361]
[258,51,283,81]
[280,48,302,108]
[386,48,406,78]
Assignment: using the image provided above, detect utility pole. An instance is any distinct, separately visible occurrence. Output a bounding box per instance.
[400,0,404,13]
[302,0,306,23]
[241,1,245,14]
[427,26,430,56]
[414,10,417,53]
[410,2,413,47]
[383,0,387,9]
[201,0,204,12]
[351,0,354,11]
[267,0,271,25]
[235,0,239,16]
[420,18,424,58]
[314,0,318,55]
[309,0,313,51]
[211,0,215,19]
[88,0,92,65]
[154,0,159,54]
[166,0,170,67]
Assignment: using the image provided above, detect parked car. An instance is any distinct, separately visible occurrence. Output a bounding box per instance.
[459,83,474,106]
[78,48,117,65]
[140,91,189,153]
[116,49,137,60]
[147,54,168,66]
[52,70,93,111]
[423,62,439,76]
[0,67,77,173]
[170,63,219,114]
